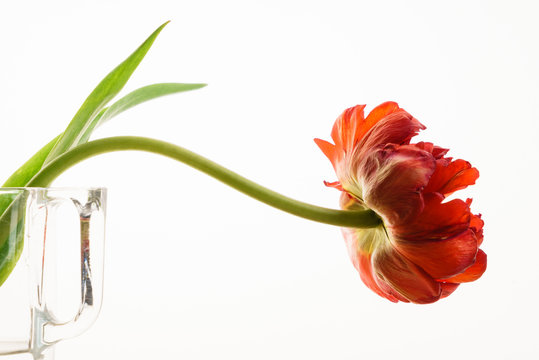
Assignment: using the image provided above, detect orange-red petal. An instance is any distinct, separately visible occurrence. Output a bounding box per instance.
[444,249,487,283]
[356,248,400,303]
[365,101,400,123]
[470,213,484,246]
[342,227,400,302]
[360,144,436,226]
[372,246,441,304]
[375,276,411,303]
[323,180,343,190]
[414,141,449,159]
[425,159,479,196]
[359,110,425,153]
[357,101,401,141]
[314,138,337,169]
[440,282,460,298]
[393,229,478,280]
[330,105,366,154]
[470,213,484,232]
[390,193,471,239]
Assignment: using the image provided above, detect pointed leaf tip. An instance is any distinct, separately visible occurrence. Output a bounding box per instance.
[44,21,173,165]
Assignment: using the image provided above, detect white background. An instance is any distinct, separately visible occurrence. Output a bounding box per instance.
[0,1,538,359]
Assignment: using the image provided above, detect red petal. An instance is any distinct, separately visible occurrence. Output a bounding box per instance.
[425,159,479,196]
[356,248,401,303]
[474,231,484,246]
[365,101,400,122]
[440,282,460,298]
[341,228,400,302]
[375,276,411,303]
[470,213,484,232]
[361,144,436,226]
[359,110,425,153]
[393,229,478,279]
[330,105,366,154]
[372,246,441,304]
[432,147,450,159]
[470,213,484,246]
[390,193,471,239]
[359,101,401,141]
[444,249,487,283]
[323,180,343,190]
[314,138,337,169]
[414,141,449,159]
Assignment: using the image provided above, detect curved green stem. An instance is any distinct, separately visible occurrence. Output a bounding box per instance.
[27,136,381,228]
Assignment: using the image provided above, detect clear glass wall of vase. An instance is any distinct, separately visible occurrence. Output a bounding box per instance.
[0,188,106,360]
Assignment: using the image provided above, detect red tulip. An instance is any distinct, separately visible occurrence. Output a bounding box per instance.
[315,102,486,304]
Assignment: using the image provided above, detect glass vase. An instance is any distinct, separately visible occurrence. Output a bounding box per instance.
[0,188,106,360]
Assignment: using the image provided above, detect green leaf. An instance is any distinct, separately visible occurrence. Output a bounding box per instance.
[2,135,61,188]
[77,82,206,144]
[44,21,170,165]
[0,193,27,286]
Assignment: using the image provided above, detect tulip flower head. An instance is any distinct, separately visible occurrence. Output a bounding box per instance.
[315,102,486,304]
